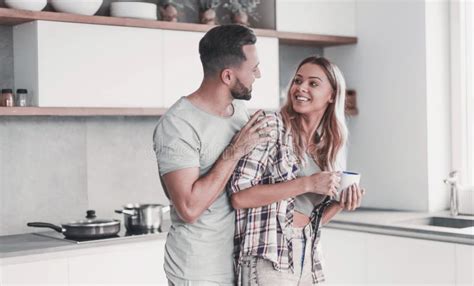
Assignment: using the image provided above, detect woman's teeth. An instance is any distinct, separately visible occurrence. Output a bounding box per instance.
[296,95,310,102]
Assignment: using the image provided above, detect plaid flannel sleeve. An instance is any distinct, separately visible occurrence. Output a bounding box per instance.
[228,113,280,194]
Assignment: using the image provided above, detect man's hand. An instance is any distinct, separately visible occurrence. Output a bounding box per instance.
[224,110,275,161]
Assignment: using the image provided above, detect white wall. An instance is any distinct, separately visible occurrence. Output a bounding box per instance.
[276,0,356,36]
[325,0,451,211]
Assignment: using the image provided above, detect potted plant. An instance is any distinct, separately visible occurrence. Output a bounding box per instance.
[198,0,220,25]
[223,0,260,27]
[158,0,195,22]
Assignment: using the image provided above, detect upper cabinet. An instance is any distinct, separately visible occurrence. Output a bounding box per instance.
[162,30,204,108]
[12,20,281,111]
[276,0,356,37]
[14,21,164,108]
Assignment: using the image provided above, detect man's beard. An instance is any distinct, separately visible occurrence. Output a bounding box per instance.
[230,78,252,100]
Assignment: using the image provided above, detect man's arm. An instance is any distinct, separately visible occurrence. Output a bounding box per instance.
[161,110,272,223]
[162,151,239,223]
[231,172,340,209]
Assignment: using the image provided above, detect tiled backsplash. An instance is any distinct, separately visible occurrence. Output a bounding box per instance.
[0,117,167,235]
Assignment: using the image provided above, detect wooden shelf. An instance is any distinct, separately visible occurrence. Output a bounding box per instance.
[0,8,356,117]
[0,8,356,47]
[0,107,268,117]
[0,107,167,116]
[278,31,357,46]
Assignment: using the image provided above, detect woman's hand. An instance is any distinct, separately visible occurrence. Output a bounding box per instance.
[305,171,341,197]
[339,184,365,211]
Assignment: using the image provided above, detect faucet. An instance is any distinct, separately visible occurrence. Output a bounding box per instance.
[444,170,459,216]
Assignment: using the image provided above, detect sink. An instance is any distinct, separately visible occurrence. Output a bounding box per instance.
[401,216,474,229]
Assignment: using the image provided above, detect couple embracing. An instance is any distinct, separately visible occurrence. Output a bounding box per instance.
[153,24,364,286]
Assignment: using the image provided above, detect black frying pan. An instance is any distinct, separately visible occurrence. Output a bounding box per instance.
[27,210,120,239]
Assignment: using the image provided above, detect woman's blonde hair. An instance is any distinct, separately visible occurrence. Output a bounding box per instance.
[281,56,348,171]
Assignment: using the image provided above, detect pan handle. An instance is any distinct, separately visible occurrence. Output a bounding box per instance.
[116,209,136,216]
[27,222,64,233]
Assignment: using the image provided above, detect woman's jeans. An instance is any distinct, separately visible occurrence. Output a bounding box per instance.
[240,224,316,286]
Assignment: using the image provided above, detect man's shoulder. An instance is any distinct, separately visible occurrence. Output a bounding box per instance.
[157,98,198,127]
[153,98,199,141]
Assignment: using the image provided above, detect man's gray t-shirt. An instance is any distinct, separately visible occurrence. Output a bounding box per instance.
[153,97,249,284]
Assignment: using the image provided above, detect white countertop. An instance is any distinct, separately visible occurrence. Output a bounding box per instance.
[326,208,474,245]
[1,209,473,260]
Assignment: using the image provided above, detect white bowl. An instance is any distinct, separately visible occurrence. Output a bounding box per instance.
[51,0,103,16]
[4,0,47,11]
[110,2,157,20]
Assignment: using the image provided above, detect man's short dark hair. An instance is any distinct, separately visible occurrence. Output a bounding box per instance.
[199,24,257,77]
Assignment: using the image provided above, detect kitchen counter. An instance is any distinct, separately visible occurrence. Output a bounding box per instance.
[326,208,474,245]
[0,220,170,260]
[2,210,473,260]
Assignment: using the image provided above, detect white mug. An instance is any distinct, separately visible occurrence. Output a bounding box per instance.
[335,171,361,201]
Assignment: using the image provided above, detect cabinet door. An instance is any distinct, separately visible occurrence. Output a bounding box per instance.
[276,0,356,37]
[14,21,164,107]
[162,30,204,108]
[456,244,474,285]
[244,36,280,111]
[321,228,368,284]
[68,240,167,285]
[1,258,68,285]
[366,233,456,284]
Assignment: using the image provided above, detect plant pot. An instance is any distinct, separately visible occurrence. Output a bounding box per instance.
[199,8,217,25]
[232,10,249,26]
[159,4,178,22]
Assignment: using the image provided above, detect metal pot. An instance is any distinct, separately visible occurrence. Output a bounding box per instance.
[27,210,120,239]
[115,203,170,232]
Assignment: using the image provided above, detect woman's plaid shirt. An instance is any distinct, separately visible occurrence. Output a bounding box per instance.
[228,112,331,284]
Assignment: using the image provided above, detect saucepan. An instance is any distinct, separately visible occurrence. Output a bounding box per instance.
[115,203,170,232]
[27,210,120,239]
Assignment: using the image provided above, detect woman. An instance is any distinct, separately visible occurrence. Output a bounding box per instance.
[228,56,364,285]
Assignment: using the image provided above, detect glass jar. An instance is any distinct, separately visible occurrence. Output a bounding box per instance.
[16,89,29,107]
[1,89,14,107]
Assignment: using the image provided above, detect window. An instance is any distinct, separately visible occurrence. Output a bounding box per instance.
[451,0,473,186]
[468,1,473,186]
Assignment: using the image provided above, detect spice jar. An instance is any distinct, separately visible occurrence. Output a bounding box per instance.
[1,89,14,107]
[16,89,29,107]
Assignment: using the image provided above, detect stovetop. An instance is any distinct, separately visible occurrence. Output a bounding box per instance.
[33,227,164,244]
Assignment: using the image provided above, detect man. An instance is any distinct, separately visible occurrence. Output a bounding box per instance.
[153,24,272,285]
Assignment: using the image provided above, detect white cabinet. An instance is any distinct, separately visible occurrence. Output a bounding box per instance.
[321,228,368,284]
[456,244,474,285]
[366,234,456,285]
[244,36,280,111]
[69,240,167,285]
[13,21,164,107]
[322,228,464,285]
[162,30,204,108]
[276,0,356,37]
[1,258,68,285]
[1,239,167,285]
[12,21,279,110]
